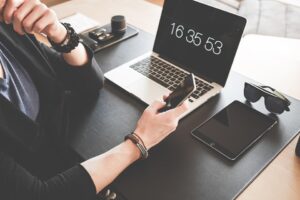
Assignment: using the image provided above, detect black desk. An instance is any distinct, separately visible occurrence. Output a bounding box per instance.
[68,30,300,200]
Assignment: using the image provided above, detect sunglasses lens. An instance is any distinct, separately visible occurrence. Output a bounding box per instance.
[265,96,285,114]
[244,84,261,102]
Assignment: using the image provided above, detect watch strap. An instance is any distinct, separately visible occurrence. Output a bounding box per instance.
[48,23,80,53]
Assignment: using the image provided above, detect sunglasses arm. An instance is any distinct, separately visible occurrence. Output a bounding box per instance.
[274,90,291,106]
[261,85,291,106]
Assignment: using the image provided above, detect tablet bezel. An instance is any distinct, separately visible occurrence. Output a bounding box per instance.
[191,101,277,160]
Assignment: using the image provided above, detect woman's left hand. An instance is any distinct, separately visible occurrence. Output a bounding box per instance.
[1,0,67,43]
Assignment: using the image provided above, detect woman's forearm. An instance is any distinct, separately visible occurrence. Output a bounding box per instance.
[81,140,140,193]
[62,43,89,66]
[48,23,89,67]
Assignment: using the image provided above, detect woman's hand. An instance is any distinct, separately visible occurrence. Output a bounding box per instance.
[134,100,189,149]
[0,0,67,43]
[0,0,89,66]
[0,0,23,23]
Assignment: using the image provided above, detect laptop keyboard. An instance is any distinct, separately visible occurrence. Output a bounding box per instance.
[129,56,214,102]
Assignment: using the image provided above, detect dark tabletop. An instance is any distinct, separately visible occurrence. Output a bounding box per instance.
[68,29,300,200]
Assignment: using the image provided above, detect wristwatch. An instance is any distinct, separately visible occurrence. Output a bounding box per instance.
[48,23,80,53]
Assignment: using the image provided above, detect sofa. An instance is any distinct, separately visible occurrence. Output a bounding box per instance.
[196,0,300,39]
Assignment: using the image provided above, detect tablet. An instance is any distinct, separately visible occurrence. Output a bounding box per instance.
[191,101,277,160]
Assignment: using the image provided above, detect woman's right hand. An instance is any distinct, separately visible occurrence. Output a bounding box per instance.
[134,100,188,150]
[82,100,188,194]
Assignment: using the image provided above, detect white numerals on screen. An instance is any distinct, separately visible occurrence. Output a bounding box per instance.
[170,22,223,55]
[171,23,184,39]
[186,30,202,46]
[194,32,203,46]
[204,37,214,51]
[186,29,195,43]
[205,37,223,55]
[213,41,223,55]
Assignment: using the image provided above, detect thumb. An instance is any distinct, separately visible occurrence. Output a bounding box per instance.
[147,100,166,112]
[168,101,189,117]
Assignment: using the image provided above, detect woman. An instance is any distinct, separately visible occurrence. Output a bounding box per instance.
[0,0,188,199]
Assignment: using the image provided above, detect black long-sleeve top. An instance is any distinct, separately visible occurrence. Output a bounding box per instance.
[0,23,103,200]
[0,152,96,200]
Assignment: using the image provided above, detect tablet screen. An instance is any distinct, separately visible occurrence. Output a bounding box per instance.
[191,101,277,160]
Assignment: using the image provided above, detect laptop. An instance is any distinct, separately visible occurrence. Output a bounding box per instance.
[105,0,246,116]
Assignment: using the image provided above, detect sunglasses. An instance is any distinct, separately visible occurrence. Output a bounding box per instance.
[244,82,291,114]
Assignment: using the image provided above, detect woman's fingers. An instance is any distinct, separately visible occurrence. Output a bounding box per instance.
[37,9,59,36]
[3,0,58,36]
[163,92,171,101]
[22,3,47,33]
[161,100,189,120]
[12,0,39,34]
[147,100,166,113]
[2,0,23,24]
[0,0,7,22]
[170,101,189,117]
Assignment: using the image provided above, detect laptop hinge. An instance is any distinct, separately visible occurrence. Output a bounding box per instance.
[152,52,159,57]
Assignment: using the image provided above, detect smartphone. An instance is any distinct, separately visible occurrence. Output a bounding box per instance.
[159,73,196,112]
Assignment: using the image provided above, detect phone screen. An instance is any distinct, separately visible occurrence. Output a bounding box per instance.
[160,73,195,112]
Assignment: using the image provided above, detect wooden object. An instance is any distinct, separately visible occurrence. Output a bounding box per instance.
[41,0,69,7]
[146,0,164,6]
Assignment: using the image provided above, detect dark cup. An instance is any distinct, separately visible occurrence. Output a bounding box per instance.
[111,15,127,35]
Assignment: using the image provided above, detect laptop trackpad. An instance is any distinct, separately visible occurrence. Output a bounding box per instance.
[128,78,170,105]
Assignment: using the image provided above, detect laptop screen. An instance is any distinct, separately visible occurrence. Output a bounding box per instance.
[153,0,246,86]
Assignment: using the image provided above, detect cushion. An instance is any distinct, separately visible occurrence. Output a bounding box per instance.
[239,0,300,39]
